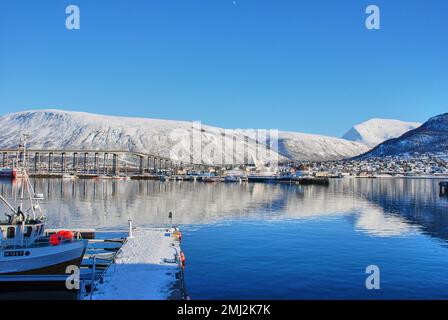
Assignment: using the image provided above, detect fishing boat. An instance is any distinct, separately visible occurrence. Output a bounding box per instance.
[0,135,88,276]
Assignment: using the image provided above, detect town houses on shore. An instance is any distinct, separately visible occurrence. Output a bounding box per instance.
[296,152,448,178]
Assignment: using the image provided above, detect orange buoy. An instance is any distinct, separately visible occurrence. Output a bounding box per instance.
[57,230,74,241]
[180,251,186,268]
[49,234,60,246]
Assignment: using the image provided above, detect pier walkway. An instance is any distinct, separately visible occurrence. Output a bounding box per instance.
[91,227,186,300]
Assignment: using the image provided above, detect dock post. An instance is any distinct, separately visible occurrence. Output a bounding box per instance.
[90,256,96,300]
[128,220,134,238]
[61,152,66,173]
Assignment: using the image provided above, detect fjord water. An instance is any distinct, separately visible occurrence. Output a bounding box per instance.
[1,178,448,299]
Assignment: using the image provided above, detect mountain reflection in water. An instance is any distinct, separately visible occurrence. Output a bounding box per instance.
[0,178,446,241]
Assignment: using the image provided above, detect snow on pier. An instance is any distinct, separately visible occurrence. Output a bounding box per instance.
[92,227,185,300]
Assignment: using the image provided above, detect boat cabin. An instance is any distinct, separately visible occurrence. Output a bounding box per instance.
[0,219,46,248]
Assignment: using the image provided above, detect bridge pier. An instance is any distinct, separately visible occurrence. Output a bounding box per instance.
[48,152,53,173]
[112,154,119,175]
[94,153,99,174]
[34,152,40,172]
[73,153,78,173]
[1,152,6,168]
[61,152,66,173]
[84,152,88,173]
[103,153,109,175]
[138,156,144,175]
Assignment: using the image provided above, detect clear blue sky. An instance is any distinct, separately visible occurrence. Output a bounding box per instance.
[0,0,447,137]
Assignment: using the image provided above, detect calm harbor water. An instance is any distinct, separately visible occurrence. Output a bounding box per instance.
[1,178,448,299]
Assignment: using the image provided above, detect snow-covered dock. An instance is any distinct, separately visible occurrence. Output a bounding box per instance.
[91,227,186,300]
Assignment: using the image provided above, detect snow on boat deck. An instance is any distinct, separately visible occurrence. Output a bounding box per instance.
[92,228,183,300]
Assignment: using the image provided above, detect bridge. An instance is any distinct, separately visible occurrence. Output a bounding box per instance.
[0,149,204,176]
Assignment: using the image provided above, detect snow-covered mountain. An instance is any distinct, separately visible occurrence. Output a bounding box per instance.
[356,113,448,159]
[342,118,421,147]
[278,131,368,162]
[0,109,368,163]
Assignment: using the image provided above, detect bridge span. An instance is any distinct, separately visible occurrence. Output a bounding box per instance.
[0,149,202,176]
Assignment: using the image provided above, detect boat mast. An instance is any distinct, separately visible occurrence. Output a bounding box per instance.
[17,134,38,220]
[17,134,29,214]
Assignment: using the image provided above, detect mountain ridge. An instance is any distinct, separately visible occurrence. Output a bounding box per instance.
[355,113,448,159]
[0,109,369,163]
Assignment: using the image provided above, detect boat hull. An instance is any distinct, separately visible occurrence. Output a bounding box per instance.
[0,168,16,179]
[247,176,278,183]
[0,241,87,275]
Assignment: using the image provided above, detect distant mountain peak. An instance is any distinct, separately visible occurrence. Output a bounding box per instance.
[342,118,421,147]
[355,112,448,159]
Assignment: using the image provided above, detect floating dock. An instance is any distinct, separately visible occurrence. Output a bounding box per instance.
[90,227,186,300]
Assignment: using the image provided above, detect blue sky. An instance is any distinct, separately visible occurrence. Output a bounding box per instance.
[0,0,447,137]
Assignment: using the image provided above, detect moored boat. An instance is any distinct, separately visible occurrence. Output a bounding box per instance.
[0,168,17,179]
[0,135,88,277]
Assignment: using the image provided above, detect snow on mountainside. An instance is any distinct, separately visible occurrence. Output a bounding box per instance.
[342,118,421,147]
[0,110,368,163]
[356,113,448,159]
[278,131,368,162]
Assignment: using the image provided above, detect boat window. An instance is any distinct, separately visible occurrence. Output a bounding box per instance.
[24,226,33,238]
[7,227,15,239]
[35,225,40,235]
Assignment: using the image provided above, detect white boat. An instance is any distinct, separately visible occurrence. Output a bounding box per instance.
[62,173,77,180]
[224,176,243,183]
[0,135,87,276]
